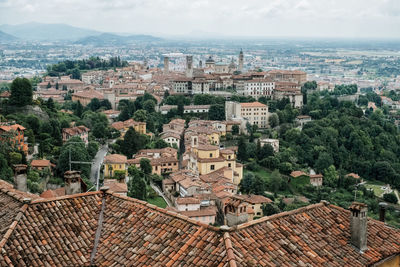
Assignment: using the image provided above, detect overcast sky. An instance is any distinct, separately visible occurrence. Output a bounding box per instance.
[0,0,399,38]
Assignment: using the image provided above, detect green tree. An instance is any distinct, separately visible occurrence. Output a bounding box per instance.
[57,137,91,178]
[315,152,333,173]
[237,136,248,161]
[9,152,22,165]
[323,165,338,187]
[208,104,225,121]
[118,127,148,158]
[9,78,33,106]
[383,192,398,204]
[143,100,156,113]
[154,139,168,149]
[88,98,101,111]
[262,203,280,216]
[0,153,13,183]
[74,101,84,118]
[87,141,99,159]
[46,98,56,112]
[232,124,239,135]
[140,158,152,175]
[27,171,42,194]
[71,68,81,79]
[133,110,147,122]
[128,166,147,200]
[258,144,274,160]
[268,114,279,128]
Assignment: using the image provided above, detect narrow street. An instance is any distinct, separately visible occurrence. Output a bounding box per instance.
[150,182,172,207]
[90,143,108,190]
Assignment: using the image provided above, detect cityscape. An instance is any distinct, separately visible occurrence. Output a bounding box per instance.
[1,0,400,266]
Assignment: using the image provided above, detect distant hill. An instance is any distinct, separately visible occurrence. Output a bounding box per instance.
[0,22,100,41]
[0,30,18,42]
[74,33,162,45]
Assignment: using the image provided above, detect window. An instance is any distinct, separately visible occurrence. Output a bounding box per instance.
[209,153,213,157]
[228,163,231,167]
[211,165,215,170]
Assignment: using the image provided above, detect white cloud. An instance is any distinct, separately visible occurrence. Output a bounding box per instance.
[0,0,399,38]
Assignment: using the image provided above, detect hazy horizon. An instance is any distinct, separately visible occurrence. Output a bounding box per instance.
[0,0,399,39]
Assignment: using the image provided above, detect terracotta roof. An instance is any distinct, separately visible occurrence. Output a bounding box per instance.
[104,154,127,164]
[73,89,103,99]
[0,91,10,98]
[1,180,400,266]
[40,187,66,198]
[111,119,145,131]
[196,144,219,151]
[176,197,200,205]
[62,126,90,136]
[240,101,266,108]
[0,124,26,132]
[347,173,361,179]
[178,207,217,218]
[234,194,272,204]
[30,159,51,168]
[103,180,128,193]
[290,170,308,178]
[229,202,400,266]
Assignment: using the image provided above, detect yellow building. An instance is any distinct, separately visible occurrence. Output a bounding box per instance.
[111,119,146,137]
[189,144,243,185]
[104,154,127,178]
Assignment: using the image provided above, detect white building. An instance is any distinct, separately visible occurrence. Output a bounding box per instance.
[244,79,275,99]
[259,138,279,152]
[225,101,270,131]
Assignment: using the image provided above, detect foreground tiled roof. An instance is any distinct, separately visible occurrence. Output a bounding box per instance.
[1,181,400,266]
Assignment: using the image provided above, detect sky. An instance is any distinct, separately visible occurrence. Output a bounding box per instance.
[0,0,400,38]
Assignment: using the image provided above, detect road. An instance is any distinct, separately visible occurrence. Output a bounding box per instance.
[90,144,108,190]
[150,182,172,207]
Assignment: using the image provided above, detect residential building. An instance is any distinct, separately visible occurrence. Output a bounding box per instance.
[188,144,243,185]
[62,126,90,145]
[30,159,52,173]
[273,88,303,108]
[233,194,272,217]
[175,197,200,211]
[267,69,307,85]
[310,174,323,187]
[0,123,28,154]
[225,101,270,130]
[178,208,217,224]
[243,79,275,98]
[296,115,312,127]
[72,89,104,106]
[111,119,146,136]
[127,156,179,176]
[259,138,280,152]
[2,181,400,266]
[161,131,181,148]
[103,179,128,196]
[104,154,127,178]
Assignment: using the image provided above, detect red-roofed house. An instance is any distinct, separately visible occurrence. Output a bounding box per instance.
[62,126,90,145]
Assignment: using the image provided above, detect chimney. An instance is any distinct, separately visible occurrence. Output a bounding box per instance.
[163,56,169,74]
[186,55,193,78]
[349,202,368,251]
[64,170,83,195]
[379,202,388,222]
[13,164,28,192]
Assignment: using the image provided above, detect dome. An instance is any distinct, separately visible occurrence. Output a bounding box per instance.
[206,56,215,63]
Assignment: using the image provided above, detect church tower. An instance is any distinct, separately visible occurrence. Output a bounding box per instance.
[238,49,244,72]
